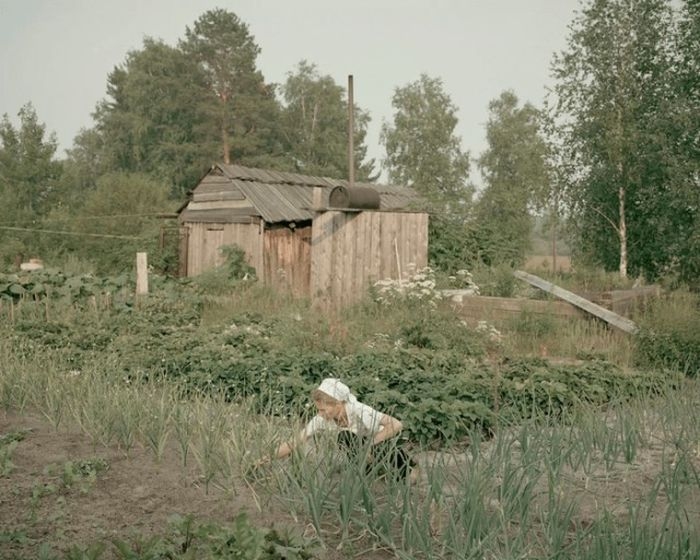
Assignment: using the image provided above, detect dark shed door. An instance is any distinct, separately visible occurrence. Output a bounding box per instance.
[263,225,311,298]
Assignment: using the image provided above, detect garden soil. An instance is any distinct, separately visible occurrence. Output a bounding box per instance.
[2,410,699,558]
[0,411,393,560]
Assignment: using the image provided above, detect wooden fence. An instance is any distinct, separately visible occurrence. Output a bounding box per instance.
[445,294,585,322]
[444,284,660,328]
[579,285,661,315]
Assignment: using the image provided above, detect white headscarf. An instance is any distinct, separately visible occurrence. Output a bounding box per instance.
[317,378,357,404]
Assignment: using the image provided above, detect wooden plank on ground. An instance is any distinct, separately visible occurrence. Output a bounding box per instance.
[514,270,639,334]
[444,294,584,319]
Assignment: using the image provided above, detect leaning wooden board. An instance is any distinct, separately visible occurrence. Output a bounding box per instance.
[514,270,639,334]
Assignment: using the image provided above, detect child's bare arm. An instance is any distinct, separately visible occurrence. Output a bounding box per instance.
[257,431,306,465]
[275,439,295,459]
[372,414,403,445]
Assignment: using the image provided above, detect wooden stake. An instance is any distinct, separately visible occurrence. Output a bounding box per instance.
[394,238,402,285]
[136,252,149,295]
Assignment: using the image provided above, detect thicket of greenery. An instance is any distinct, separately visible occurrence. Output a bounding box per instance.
[636,293,700,377]
[550,0,700,285]
[3,268,694,445]
[1,1,697,286]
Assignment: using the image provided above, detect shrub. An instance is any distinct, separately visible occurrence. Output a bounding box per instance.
[188,245,257,295]
[471,264,520,297]
[372,266,443,308]
[220,245,256,281]
[635,292,700,376]
[428,214,480,274]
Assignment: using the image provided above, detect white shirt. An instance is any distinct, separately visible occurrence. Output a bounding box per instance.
[304,400,385,439]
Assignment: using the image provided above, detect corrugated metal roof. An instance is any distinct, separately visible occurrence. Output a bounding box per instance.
[234,180,312,223]
[181,163,425,224]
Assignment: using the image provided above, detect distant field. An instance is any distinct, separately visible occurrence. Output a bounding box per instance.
[525,254,572,272]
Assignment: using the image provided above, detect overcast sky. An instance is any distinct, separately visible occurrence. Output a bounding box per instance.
[0,0,581,181]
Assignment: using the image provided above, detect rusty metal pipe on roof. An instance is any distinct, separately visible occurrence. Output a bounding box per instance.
[328,185,380,209]
[348,74,355,189]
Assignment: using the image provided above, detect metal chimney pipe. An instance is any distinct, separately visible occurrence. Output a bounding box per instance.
[348,74,355,188]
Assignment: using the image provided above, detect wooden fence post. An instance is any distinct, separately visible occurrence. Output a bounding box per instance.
[136,252,149,295]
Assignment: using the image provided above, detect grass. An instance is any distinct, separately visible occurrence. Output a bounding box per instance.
[501,311,638,365]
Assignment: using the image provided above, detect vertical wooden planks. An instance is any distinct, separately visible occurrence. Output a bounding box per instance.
[381,212,397,280]
[356,212,372,299]
[261,225,311,298]
[419,213,429,268]
[178,226,189,277]
[311,212,334,309]
[310,215,322,305]
[370,211,382,284]
[309,210,430,310]
[331,212,344,309]
[184,222,262,278]
[344,213,358,309]
[398,213,408,278]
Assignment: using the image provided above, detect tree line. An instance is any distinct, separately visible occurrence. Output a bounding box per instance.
[0,1,698,287]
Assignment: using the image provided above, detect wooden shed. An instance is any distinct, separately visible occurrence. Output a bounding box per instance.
[178,164,429,308]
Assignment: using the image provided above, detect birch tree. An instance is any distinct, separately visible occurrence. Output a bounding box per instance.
[551,0,675,279]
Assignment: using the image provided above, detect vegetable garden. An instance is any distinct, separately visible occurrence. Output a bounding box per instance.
[1,267,699,559]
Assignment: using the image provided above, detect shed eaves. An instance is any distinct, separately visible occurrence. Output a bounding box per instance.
[233,180,314,223]
[182,163,425,224]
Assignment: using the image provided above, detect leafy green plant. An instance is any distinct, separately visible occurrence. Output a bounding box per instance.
[0,429,29,446]
[472,263,519,297]
[220,245,257,281]
[0,269,132,302]
[635,292,700,376]
[188,245,257,295]
[59,458,109,493]
[63,542,107,560]
[107,513,318,559]
[28,482,58,523]
[0,529,31,546]
[0,439,18,476]
[0,429,29,476]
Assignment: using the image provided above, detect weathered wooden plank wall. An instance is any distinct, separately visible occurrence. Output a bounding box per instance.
[185,221,263,276]
[263,226,311,298]
[311,211,429,309]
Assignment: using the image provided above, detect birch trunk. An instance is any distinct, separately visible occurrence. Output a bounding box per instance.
[618,182,627,279]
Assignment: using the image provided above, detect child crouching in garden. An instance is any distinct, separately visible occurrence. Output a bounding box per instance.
[258,378,417,482]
